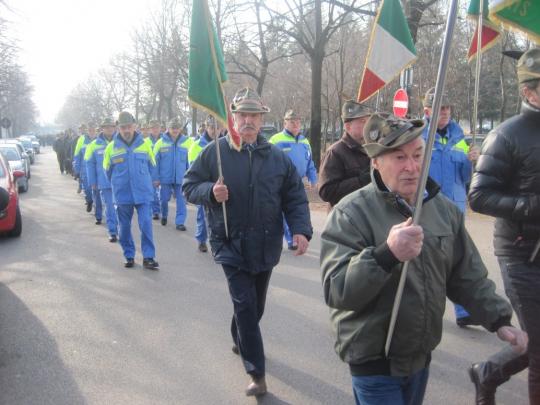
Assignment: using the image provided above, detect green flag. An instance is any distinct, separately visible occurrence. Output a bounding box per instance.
[188,0,241,149]
[489,0,540,43]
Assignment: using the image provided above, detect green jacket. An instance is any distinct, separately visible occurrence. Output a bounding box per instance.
[320,171,512,377]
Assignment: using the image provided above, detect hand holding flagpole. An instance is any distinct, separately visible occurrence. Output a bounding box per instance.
[384,0,459,357]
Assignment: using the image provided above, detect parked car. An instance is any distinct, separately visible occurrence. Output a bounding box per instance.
[22,135,41,154]
[0,145,29,192]
[0,153,23,237]
[0,139,31,179]
[17,137,35,164]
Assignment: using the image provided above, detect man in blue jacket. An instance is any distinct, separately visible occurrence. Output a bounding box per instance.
[269,110,317,250]
[422,87,479,327]
[103,111,159,270]
[188,115,223,253]
[183,87,312,397]
[147,120,162,220]
[73,123,96,213]
[153,117,192,230]
[85,117,118,242]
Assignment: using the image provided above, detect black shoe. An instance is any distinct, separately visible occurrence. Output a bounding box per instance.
[161,218,167,226]
[86,202,93,212]
[95,219,102,225]
[143,258,159,270]
[176,224,186,231]
[468,363,496,405]
[124,258,135,268]
[153,214,160,220]
[288,244,298,251]
[198,242,208,253]
[232,344,239,355]
[109,235,117,243]
[457,316,481,328]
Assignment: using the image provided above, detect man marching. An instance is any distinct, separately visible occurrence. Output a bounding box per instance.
[73,123,97,212]
[85,117,118,242]
[148,120,162,220]
[103,111,159,270]
[153,117,193,231]
[187,115,222,253]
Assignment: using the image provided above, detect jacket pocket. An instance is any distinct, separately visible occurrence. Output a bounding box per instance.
[134,153,149,175]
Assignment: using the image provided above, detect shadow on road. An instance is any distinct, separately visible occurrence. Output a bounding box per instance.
[0,283,86,404]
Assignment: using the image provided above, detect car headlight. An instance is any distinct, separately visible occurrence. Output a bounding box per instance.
[11,161,23,170]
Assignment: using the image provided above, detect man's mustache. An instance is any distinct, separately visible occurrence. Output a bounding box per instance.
[240,124,257,131]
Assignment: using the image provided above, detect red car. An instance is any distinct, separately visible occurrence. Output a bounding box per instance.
[0,152,24,237]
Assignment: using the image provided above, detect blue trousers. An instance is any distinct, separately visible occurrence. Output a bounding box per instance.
[282,215,293,247]
[152,185,160,215]
[100,188,117,236]
[160,184,186,225]
[93,188,102,221]
[454,303,470,319]
[352,368,429,405]
[116,203,155,259]
[224,265,273,378]
[195,205,207,243]
[81,174,92,205]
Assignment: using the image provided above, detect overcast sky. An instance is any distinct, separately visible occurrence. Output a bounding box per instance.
[10,0,160,124]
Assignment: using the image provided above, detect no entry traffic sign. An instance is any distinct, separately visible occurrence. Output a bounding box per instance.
[393,89,409,118]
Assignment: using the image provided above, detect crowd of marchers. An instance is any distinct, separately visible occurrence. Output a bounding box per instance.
[48,49,539,405]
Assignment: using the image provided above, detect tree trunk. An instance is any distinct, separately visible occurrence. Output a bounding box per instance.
[310,53,323,168]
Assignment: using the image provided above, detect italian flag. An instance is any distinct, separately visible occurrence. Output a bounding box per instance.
[467,0,500,62]
[489,0,540,44]
[357,0,416,103]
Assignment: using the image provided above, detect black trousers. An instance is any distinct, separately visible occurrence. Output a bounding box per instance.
[477,256,540,404]
[222,265,272,378]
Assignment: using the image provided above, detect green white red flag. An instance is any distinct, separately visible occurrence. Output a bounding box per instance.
[467,0,500,62]
[357,0,416,103]
[188,0,241,150]
[489,0,540,44]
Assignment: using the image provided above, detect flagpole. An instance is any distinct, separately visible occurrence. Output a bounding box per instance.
[214,122,229,239]
[472,0,484,145]
[384,0,459,357]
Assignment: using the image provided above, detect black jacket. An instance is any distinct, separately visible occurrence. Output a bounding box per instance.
[318,133,371,207]
[183,134,313,272]
[469,101,540,259]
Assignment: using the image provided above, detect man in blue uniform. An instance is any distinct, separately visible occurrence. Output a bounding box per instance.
[85,117,118,242]
[188,115,222,252]
[103,111,159,270]
[148,120,162,220]
[153,118,193,231]
[269,110,317,250]
[73,123,97,212]
[422,87,479,327]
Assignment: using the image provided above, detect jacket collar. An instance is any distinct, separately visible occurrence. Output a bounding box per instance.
[97,133,112,145]
[522,100,540,117]
[226,133,271,154]
[114,132,144,149]
[341,132,363,150]
[284,129,303,140]
[371,169,440,217]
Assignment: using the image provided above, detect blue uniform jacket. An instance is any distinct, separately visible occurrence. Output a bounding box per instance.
[73,134,92,178]
[104,133,156,205]
[422,120,471,212]
[86,134,112,190]
[183,134,313,273]
[269,130,318,184]
[154,133,191,185]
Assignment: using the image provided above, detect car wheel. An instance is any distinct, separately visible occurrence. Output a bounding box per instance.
[18,179,29,193]
[8,205,22,237]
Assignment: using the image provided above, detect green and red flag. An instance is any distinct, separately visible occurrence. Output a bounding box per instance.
[467,0,500,62]
[188,0,241,150]
[489,0,540,44]
[357,0,416,103]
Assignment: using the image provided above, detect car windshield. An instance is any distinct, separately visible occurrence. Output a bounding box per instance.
[0,147,20,161]
[0,162,5,177]
[19,140,32,148]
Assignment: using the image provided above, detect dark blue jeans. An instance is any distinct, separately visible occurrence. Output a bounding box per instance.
[222,265,272,378]
[477,256,540,404]
[352,367,429,405]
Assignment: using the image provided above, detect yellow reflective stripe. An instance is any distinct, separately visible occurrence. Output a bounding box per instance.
[452,139,469,153]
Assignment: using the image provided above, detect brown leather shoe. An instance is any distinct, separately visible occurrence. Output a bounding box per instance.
[468,363,496,405]
[245,376,267,397]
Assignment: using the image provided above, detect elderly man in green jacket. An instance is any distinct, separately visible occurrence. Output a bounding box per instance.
[320,113,527,405]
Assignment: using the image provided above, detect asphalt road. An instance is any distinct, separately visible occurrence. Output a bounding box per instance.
[0,148,528,404]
